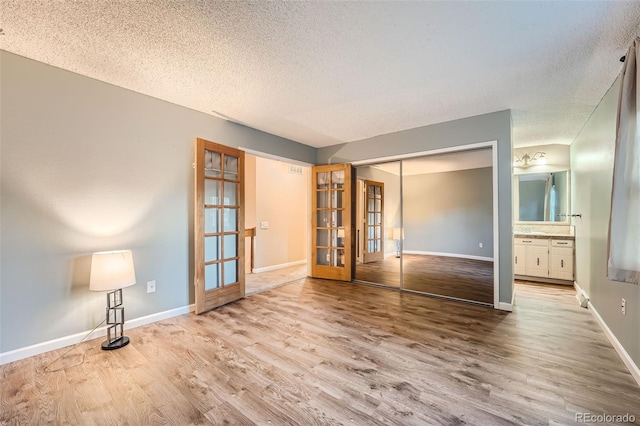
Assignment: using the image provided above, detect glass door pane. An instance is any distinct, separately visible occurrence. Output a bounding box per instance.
[195,139,245,314]
[311,164,353,281]
[362,180,384,264]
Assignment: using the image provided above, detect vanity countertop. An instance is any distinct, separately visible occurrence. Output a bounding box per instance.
[514,233,574,240]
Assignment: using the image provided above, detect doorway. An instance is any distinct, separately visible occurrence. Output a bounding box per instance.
[243,153,310,295]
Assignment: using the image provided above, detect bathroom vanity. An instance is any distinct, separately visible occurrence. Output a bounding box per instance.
[513,166,575,285]
[514,232,574,284]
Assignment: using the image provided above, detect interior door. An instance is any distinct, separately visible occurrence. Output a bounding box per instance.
[363,180,384,263]
[194,138,245,314]
[311,164,354,281]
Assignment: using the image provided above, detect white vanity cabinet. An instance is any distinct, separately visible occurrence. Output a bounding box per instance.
[514,244,526,275]
[514,238,550,278]
[549,239,574,280]
[514,236,574,283]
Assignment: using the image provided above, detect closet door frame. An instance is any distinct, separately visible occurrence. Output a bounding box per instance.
[351,141,500,309]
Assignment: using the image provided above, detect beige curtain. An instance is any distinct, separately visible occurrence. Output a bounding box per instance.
[608,36,640,284]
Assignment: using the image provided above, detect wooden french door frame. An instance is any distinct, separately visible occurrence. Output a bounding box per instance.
[362,180,384,263]
[311,164,355,281]
[194,138,245,314]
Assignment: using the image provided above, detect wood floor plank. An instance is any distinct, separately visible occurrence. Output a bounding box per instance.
[2,279,639,425]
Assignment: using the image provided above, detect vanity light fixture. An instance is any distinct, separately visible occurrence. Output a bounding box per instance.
[513,152,546,168]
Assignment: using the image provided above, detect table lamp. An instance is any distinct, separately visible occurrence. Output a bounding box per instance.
[89,250,137,350]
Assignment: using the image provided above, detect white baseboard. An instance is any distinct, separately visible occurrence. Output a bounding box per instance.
[573,281,590,307]
[498,302,513,311]
[0,304,195,365]
[253,260,306,273]
[587,300,640,387]
[498,289,515,312]
[403,250,493,262]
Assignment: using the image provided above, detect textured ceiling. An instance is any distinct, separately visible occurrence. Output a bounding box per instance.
[1,1,639,148]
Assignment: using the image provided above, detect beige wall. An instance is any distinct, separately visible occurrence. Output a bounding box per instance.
[253,157,308,270]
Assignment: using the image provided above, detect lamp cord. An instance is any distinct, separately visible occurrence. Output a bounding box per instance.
[42,318,106,373]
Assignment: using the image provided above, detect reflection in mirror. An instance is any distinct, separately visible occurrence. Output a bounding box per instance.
[353,149,495,306]
[517,171,569,222]
[354,162,401,287]
[401,150,494,305]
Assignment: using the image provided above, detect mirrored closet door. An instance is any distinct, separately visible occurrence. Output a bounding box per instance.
[401,150,494,305]
[354,148,495,306]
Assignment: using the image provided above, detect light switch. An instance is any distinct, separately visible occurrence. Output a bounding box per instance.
[260,221,269,230]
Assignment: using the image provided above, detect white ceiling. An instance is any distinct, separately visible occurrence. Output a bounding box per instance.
[1,1,639,149]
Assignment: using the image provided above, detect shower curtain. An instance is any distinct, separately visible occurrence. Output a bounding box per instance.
[543,174,553,221]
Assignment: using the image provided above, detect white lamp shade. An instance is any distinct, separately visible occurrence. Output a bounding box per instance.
[89,250,137,291]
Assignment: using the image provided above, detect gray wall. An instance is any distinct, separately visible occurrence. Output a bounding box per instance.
[0,52,315,352]
[318,110,512,304]
[571,76,640,366]
[404,168,493,258]
[1,51,513,353]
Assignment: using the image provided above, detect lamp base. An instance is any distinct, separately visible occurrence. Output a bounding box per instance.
[101,336,130,350]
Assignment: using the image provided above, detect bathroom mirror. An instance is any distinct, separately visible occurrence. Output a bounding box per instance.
[515,171,569,222]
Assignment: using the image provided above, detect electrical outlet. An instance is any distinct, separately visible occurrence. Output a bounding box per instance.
[621,298,626,315]
[147,280,156,294]
[479,243,483,248]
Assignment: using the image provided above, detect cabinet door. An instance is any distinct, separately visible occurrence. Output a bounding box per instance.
[550,247,574,280]
[514,245,526,275]
[525,246,549,277]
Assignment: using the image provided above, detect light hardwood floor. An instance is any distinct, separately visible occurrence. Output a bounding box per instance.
[2,280,639,425]
[245,263,307,295]
[356,254,494,304]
